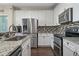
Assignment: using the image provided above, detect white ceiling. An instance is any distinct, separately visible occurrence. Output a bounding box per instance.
[0,3,58,10]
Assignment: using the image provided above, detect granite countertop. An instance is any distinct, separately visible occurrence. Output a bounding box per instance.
[63,37,79,45]
[0,34,31,56]
[63,37,79,54]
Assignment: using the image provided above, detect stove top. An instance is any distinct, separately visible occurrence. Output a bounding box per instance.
[54,27,79,37]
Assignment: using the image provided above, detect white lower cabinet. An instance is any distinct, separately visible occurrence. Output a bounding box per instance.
[38,33,54,48]
[38,36,45,46]
[22,39,31,56]
[63,39,79,56]
[63,45,74,56]
[38,36,50,46]
[50,36,54,49]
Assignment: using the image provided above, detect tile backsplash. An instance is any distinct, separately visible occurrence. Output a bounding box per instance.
[38,22,79,34]
[38,26,58,33]
[0,22,79,35]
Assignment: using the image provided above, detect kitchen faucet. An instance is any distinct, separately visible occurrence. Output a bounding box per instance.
[1,24,17,40]
[9,24,17,36]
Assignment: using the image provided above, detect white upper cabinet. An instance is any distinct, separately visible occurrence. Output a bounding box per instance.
[53,3,79,26]
[14,10,54,26]
[43,10,54,26]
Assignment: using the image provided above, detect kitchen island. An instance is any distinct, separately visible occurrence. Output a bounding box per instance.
[0,34,32,56]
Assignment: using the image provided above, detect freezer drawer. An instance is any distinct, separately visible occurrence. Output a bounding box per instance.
[31,37,37,48]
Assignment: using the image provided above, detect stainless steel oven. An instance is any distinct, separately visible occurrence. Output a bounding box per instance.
[54,34,63,56]
[54,43,61,56]
[54,27,79,56]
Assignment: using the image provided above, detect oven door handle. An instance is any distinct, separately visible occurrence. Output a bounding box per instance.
[54,42,61,49]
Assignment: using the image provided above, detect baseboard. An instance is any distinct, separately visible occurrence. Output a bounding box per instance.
[38,45,51,48]
[31,47,37,49]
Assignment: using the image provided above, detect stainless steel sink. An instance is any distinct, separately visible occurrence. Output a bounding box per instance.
[3,33,10,37]
[5,36,26,41]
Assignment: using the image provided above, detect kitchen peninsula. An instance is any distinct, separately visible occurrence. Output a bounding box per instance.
[0,34,31,56]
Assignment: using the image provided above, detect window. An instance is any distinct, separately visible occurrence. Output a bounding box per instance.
[0,16,8,32]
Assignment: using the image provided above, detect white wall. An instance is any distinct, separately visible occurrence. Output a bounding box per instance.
[14,10,54,26]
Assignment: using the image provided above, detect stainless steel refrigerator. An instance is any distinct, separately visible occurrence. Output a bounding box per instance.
[31,18,38,48]
[22,18,38,48]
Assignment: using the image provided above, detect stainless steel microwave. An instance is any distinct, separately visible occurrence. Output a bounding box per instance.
[59,8,73,24]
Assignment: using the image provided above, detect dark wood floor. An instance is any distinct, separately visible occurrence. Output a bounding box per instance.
[31,47,54,56]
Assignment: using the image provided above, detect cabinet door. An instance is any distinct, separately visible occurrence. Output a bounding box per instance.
[38,33,54,47]
[50,37,54,49]
[22,39,31,56]
[38,36,50,46]
[63,45,74,56]
[22,45,28,56]
[38,36,44,46]
[44,36,50,46]
[22,41,28,56]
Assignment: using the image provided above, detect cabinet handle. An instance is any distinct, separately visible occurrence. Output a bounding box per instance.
[67,42,69,45]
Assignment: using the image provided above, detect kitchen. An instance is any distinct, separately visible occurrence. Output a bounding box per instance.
[0,3,79,56]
